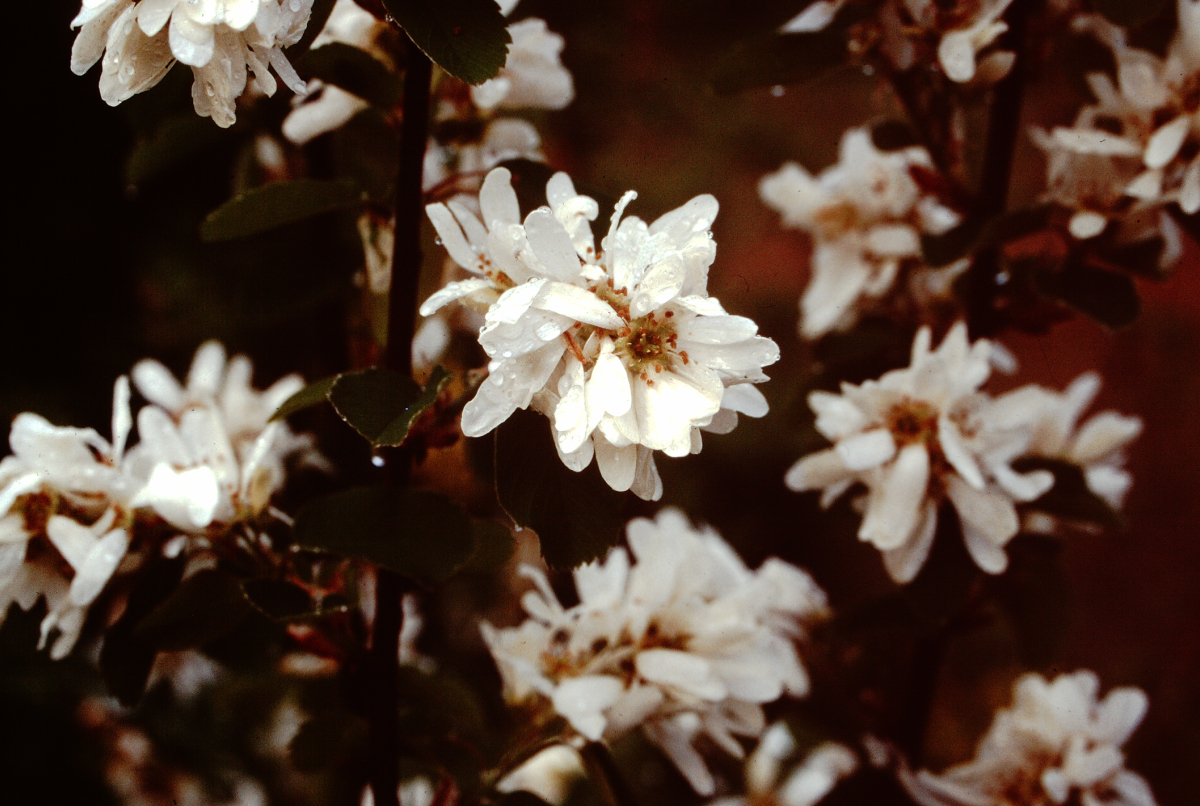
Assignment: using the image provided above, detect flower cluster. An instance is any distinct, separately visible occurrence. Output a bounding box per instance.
[1034,1,1199,245]
[760,126,963,340]
[785,323,1140,583]
[71,0,313,127]
[423,167,779,500]
[708,723,857,806]
[482,509,828,795]
[0,342,321,658]
[784,0,1016,85]
[904,670,1157,806]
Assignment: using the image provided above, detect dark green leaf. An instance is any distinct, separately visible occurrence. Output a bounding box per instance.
[329,365,450,446]
[289,712,369,772]
[1012,457,1126,530]
[133,569,253,651]
[293,487,474,583]
[270,375,338,421]
[201,179,364,241]
[381,0,512,85]
[125,113,233,188]
[708,1,876,95]
[240,579,315,621]
[397,666,490,751]
[989,535,1070,667]
[298,43,404,109]
[495,408,626,570]
[99,556,186,705]
[1092,0,1170,29]
[460,518,516,573]
[1037,258,1140,330]
[288,0,339,57]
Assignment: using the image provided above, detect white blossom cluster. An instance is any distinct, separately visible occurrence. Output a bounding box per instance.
[0,342,321,658]
[1034,0,1199,245]
[283,0,572,156]
[783,0,1016,84]
[71,0,314,127]
[482,509,828,795]
[760,126,964,341]
[423,167,779,500]
[708,723,857,806]
[786,323,1140,583]
[904,670,1157,806]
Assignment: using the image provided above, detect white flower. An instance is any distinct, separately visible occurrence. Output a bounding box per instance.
[904,670,1157,806]
[761,127,961,340]
[937,0,1014,83]
[482,509,828,796]
[993,371,1142,517]
[1036,3,1200,238]
[125,341,323,532]
[425,168,779,500]
[785,323,1056,582]
[0,377,137,659]
[471,17,574,111]
[281,0,391,144]
[496,745,585,805]
[71,0,313,127]
[708,724,857,806]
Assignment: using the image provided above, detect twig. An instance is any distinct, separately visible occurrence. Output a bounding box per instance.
[368,37,433,806]
[580,742,639,806]
[977,0,1036,219]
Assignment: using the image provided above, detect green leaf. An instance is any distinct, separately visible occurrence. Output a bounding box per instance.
[460,518,516,573]
[288,0,338,57]
[494,408,626,570]
[293,487,474,583]
[201,179,364,241]
[1037,258,1140,330]
[708,1,875,95]
[329,365,450,447]
[270,375,338,421]
[240,579,316,621]
[1012,457,1126,530]
[125,112,233,188]
[133,569,254,651]
[381,0,512,85]
[297,43,404,109]
[1092,0,1170,29]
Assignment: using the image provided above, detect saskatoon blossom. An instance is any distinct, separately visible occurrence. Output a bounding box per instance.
[708,723,857,806]
[760,126,962,340]
[0,378,138,659]
[423,168,779,500]
[482,509,828,796]
[1033,1,1199,244]
[904,670,1157,806]
[71,0,313,127]
[785,323,1138,583]
[782,0,1016,85]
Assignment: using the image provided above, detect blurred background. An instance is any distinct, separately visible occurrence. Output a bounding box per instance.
[6,1,1197,803]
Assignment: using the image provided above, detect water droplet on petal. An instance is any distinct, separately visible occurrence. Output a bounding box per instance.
[371,454,385,467]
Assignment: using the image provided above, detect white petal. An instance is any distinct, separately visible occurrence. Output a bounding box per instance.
[133,359,186,411]
[881,500,939,583]
[945,476,1017,574]
[534,282,623,329]
[835,429,896,471]
[784,449,855,493]
[551,675,625,741]
[45,516,97,571]
[526,208,586,282]
[636,649,726,700]
[69,528,130,606]
[1069,211,1108,239]
[859,444,930,550]
[426,203,484,272]
[1144,115,1189,169]
[135,464,222,531]
[169,10,216,67]
[721,383,768,418]
[938,416,984,489]
[594,438,637,492]
[590,350,632,417]
[419,278,495,316]
[648,194,719,244]
[480,167,521,227]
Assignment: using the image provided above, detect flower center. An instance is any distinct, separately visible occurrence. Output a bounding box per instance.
[885,399,940,447]
[613,312,681,384]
